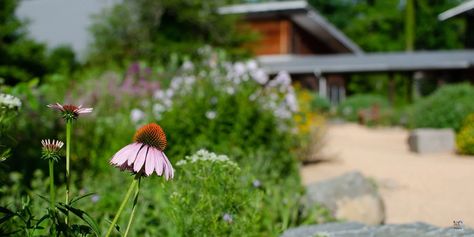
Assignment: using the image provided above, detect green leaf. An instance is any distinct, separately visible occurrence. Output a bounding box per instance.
[56,203,101,237]
[0,206,15,224]
[70,193,96,205]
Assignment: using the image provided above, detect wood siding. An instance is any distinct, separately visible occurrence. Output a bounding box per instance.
[246,19,292,55]
[245,18,340,55]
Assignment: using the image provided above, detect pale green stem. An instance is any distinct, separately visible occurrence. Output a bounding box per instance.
[124,177,141,237]
[105,177,139,237]
[48,159,56,236]
[49,159,55,210]
[65,120,72,225]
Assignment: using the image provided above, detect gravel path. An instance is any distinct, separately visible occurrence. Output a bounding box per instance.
[301,123,474,228]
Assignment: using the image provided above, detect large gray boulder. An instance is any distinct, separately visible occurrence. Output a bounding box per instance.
[407,128,455,154]
[281,222,474,237]
[306,171,385,225]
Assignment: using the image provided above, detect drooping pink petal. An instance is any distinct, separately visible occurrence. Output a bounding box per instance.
[128,143,144,166]
[47,103,65,112]
[163,152,174,179]
[77,107,93,114]
[133,145,148,172]
[111,144,133,165]
[145,147,157,176]
[155,151,164,176]
[112,143,141,166]
[162,152,171,180]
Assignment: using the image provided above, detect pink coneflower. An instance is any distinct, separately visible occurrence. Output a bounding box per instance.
[41,139,64,161]
[47,103,93,121]
[110,123,174,179]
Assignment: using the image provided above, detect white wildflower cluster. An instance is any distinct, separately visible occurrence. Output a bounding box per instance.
[0,93,21,110]
[259,71,299,120]
[149,47,299,125]
[176,149,239,169]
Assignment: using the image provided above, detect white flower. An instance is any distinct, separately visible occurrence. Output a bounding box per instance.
[166,89,174,98]
[248,92,258,101]
[222,213,233,223]
[274,104,292,119]
[205,111,217,120]
[246,60,258,71]
[177,149,239,168]
[268,71,291,92]
[225,87,235,95]
[285,90,299,112]
[153,103,166,118]
[181,60,194,71]
[0,93,21,109]
[153,90,165,100]
[233,62,247,76]
[130,108,145,123]
[176,160,187,166]
[251,69,268,85]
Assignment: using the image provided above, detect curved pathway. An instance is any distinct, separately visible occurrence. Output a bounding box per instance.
[301,123,474,227]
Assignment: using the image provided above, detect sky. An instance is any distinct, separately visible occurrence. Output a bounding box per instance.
[17,0,118,59]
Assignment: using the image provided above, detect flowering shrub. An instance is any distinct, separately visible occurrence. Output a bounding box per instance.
[169,149,260,236]
[456,114,474,155]
[0,49,330,236]
[0,93,21,160]
[292,86,326,162]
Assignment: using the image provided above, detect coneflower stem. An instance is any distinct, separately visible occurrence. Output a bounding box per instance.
[124,177,141,237]
[65,120,72,225]
[48,159,56,236]
[48,159,55,209]
[105,177,139,237]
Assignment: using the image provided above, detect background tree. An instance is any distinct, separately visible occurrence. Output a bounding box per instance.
[309,0,465,52]
[0,0,78,85]
[0,0,48,84]
[88,0,255,65]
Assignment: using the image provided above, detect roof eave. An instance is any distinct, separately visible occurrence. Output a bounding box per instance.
[218,1,363,55]
[438,0,474,21]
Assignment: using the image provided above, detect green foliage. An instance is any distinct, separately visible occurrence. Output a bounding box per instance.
[338,94,389,121]
[310,0,465,51]
[88,0,255,65]
[456,114,474,155]
[170,150,260,236]
[0,0,79,85]
[0,51,329,236]
[311,95,331,113]
[408,83,474,131]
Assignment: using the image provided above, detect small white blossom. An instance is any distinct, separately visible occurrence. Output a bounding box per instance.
[130,108,145,123]
[153,90,165,100]
[274,104,292,119]
[251,69,268,85]
[233,62,247,77]
[205,111,217,120]
[0,93,21,109]
[177,149,239,168]
[225,87,235,95]
[285,90,299,112]
[181,60,194,71]
[153,103,166,119]
[268,71,291,92]
[222,213,233,223]
[246,60,258,71]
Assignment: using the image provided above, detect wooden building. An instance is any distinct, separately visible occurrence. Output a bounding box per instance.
[220,1,474,105]
[219,0,362,104]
